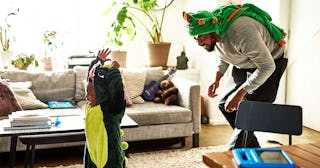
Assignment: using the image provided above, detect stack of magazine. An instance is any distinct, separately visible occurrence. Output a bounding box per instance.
[5,110,52,130]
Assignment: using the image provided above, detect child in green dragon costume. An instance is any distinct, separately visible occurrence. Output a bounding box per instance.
[83,48,127,168]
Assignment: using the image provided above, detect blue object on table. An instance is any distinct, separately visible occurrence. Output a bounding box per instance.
[54,116,61,126]
[48,101,74,109]
[233,148,296,168]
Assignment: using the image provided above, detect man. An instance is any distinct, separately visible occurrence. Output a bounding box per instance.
[183,3,288,149]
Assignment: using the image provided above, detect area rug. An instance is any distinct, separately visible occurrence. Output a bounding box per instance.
[41,145,228,168]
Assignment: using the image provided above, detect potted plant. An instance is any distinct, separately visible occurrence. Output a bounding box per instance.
[10,53,39,70]
[0,8,19,69]
[106,0,173,67]
[42,30,62,71]
[103,13,136,67]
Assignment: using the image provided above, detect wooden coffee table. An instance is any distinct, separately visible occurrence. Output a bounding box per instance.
[0,114,138,168]
[203,142,320,168]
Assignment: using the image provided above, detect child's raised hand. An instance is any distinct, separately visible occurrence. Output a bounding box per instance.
[97,48,111,62]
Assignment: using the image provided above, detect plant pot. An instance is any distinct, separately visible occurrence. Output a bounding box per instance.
[144,42,171,67]
[109,51,127,68]
[17,67,28,70]
[0,51,14,69]
[43,57,53,71]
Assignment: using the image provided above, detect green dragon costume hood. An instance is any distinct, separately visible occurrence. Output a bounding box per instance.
[183,3,287,46]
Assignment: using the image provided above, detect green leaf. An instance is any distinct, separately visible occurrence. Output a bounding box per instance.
[117,7,128,25]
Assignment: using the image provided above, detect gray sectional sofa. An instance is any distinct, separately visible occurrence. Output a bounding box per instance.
[0,66,200,153]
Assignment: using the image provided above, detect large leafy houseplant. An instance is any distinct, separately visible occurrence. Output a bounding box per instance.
[102,15,135,67]
[103,19,136,51]
[107,0,169,44]
[106,0,172,67]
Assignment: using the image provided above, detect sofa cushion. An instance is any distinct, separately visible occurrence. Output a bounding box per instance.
[73,66,88,101]
[121,69,147,104]
[8,81,49,110]
[13,88,49,110]
[0,70,75,102]
[125,102,192,125]
[122,78,133,106]
[0,80,22,116]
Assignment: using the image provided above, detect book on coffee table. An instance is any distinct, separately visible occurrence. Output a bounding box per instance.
[9,110,50,121]
[3,124,52,131]
[5,110,52,130]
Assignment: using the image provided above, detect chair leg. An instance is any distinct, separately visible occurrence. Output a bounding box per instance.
[30,145,36,168]
[24,145,30,168]
[289,135,292,145]
[241,130,249,148]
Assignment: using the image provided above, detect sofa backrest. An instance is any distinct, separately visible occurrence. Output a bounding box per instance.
[0,66,165,103]
[0,69,75,102]
[72,66,165,102]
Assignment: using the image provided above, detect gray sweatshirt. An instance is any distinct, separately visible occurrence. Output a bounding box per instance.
[215,16,285,94]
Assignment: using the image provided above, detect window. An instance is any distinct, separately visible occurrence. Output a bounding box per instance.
[1,0,112,58]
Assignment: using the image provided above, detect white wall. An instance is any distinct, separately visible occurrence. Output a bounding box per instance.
[286,0,320,131]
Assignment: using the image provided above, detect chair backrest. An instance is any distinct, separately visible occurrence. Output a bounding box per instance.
[235,100,303,145]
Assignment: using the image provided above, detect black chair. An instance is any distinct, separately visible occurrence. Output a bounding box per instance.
[235,100,302,147]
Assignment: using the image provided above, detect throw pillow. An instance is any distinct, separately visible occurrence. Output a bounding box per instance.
[122,69,147,104]
[122,75,133,106]
[73,66,89,101]
[0,80,22,116]
[12,88,49,110]
[8,81,32,89]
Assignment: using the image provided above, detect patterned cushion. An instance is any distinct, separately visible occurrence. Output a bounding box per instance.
[12,88,49,110]
[122,77,133,106]
[0,80,22,116]
[122,69,147,104]
[73,66,89,101]
[7,81,48,110]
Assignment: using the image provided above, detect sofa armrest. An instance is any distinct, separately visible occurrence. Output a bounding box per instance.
[172,77,201,134]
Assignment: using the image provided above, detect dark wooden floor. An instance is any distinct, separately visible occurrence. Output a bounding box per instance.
[1,124,320,167]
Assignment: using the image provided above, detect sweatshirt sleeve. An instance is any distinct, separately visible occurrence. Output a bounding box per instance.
[216,59,229,75]
[235,22,276,93]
